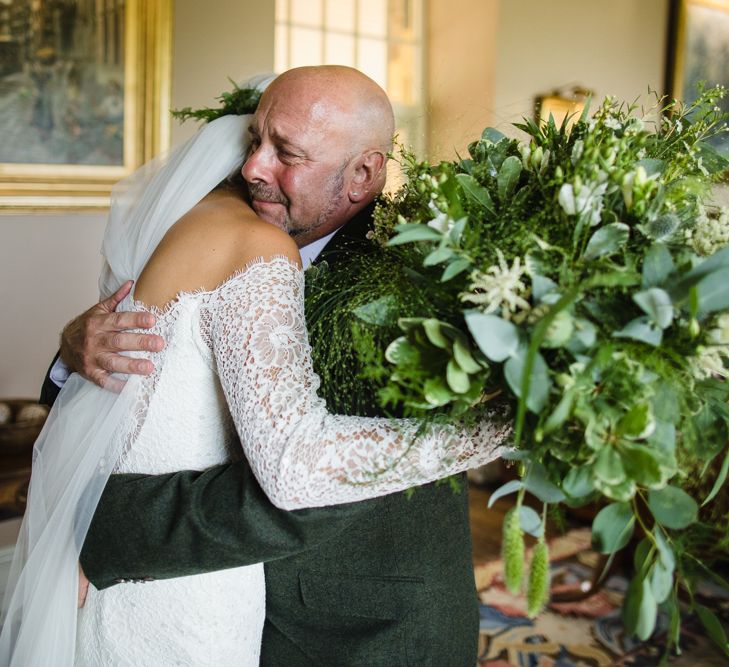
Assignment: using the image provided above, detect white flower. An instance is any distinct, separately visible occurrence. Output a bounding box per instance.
[559,178,608,226]
[426,201,454,233]
[462,249,531,319]
[690,346,729,380]
[604,117,622,131]
[690,206,729,256]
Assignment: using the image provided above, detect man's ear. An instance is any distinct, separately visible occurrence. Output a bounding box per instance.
[348,150,386,203]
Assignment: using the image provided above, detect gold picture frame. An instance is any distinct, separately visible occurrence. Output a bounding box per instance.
[667,0,729,153]
[0,0,172,211]
[535,87,593,130]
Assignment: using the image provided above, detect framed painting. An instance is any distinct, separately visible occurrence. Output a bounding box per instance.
[0,0,172,211]
[667,0,729,154]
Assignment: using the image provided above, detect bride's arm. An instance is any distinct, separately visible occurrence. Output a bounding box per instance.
[210,256,510,511]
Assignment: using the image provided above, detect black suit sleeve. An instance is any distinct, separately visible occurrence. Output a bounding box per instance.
[39,351,62,407]
[80,460,373,590]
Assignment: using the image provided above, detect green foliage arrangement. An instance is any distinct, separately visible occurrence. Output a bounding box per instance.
[171,80,262,124]
[305,86,729,655]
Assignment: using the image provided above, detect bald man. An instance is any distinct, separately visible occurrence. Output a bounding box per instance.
[41,67,479,666]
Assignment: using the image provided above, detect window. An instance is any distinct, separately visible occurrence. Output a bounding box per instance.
[275,0,426,167]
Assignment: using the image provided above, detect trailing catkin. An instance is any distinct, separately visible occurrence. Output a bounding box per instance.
[526,539,550,618]
[502,507,525,593]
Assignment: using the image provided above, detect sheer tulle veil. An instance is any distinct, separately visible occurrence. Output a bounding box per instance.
[0,74,275,666]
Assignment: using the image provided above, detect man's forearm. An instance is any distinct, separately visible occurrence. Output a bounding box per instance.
[80,461,372,589]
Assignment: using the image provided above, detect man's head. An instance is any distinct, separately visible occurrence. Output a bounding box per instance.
[242,66,394,246]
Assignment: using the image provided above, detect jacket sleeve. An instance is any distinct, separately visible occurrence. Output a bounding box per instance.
[80,460,373,590]
[39,352,62,407]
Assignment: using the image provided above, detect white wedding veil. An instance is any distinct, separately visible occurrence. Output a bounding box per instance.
[0,74,275,666]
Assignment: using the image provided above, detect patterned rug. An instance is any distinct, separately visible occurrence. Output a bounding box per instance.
[474,528,729,666]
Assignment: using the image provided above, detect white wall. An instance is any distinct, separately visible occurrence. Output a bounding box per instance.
[0,1,274,398]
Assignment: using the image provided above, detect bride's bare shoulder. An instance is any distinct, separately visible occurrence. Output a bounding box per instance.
[134,189,300,308]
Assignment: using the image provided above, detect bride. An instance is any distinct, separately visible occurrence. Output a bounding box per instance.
[0,67,509,665]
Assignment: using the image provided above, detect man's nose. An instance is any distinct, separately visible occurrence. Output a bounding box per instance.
[242,145,272,184]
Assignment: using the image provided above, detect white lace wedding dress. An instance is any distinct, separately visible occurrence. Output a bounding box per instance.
[75,256,509,666]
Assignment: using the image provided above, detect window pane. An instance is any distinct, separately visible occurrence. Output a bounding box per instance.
[291,27,323,65]
[357,37,387,89]
[387,42,419,105]
[291,0,322,27]
[275,23,289,72]
[358,0,387,37]
[275,0,289,22]
[325,33,355,66]
[325,0,354,32]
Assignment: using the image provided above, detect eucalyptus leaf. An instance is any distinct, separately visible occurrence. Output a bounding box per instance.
[623,575,657,640]
[695,266,729,314]
[633,537,652,574]
[582,222,630,261]
[524,463,566,503]
[650,560,673,604]
[633,288,674,329]
[388,226,443,246]
[653,529,676,571]
[487,479,523,508]
[505,347,551,414]
[648,486,698,529]
[642,243,675,288]
[455,174,495,215]
[497,156,522,201]
[565,318,598,354]
[613,316,663,347]
[441,258,472,282]
[482,127,507,144]
[465,312,521,362]
[519,505,544,537]
[531,275,559,302]
[592,502,634,553]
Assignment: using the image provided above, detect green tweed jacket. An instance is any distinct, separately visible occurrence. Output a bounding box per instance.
[41,205,479,666]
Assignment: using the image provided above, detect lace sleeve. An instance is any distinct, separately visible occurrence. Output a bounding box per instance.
[209,257,510,510]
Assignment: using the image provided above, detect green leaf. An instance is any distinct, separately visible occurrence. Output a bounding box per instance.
[642,243,675,288]
[465,312,521,362]
[352,295,398,326]
[565,318,597,354]
[385,337,418,365]
[633,288,673,329]
[584,270,641,288]
[504,347,551,414]
[497,156,522,201]
[441,258,472,282]
[482,127,507,144]
[644,213,680,241]
[594,476,636,502]
[449,217,469,245]
[696,266,729,314]
[702,447,729,507]
[594,446,626,485]
[695,604,729,656]
[531,275,559,302]
[650,560,673,604]
[648,486,698,529]
[455,174,495,215]
[633,537,653,574]
[617,403,655,439]
[423,319,450,349]
[623,575,657,640]
[524,463,566,503]
[613,316,663,346]
[446,359,471,394]
[621,444,664,488]
[487,480,523,508]
[542,389,576,435]
[388,225,443,246]
[423,246,455,266]
[582,222,630,261]
[452,338,483,374]
[519,506,544,538]
[563,467,595,499]
[636,158,666,176]
[423,377,454,407]
[653,528,675,571]
[592,502,634,553]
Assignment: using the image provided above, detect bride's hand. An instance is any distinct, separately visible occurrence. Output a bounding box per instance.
[60,280,165,391]
[78,564,89,608]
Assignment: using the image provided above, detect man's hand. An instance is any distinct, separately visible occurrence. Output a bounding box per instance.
[60,280,164,390]
[78,564,89,608]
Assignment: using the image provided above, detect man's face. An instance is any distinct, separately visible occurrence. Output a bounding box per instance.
[241,86,353,245]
